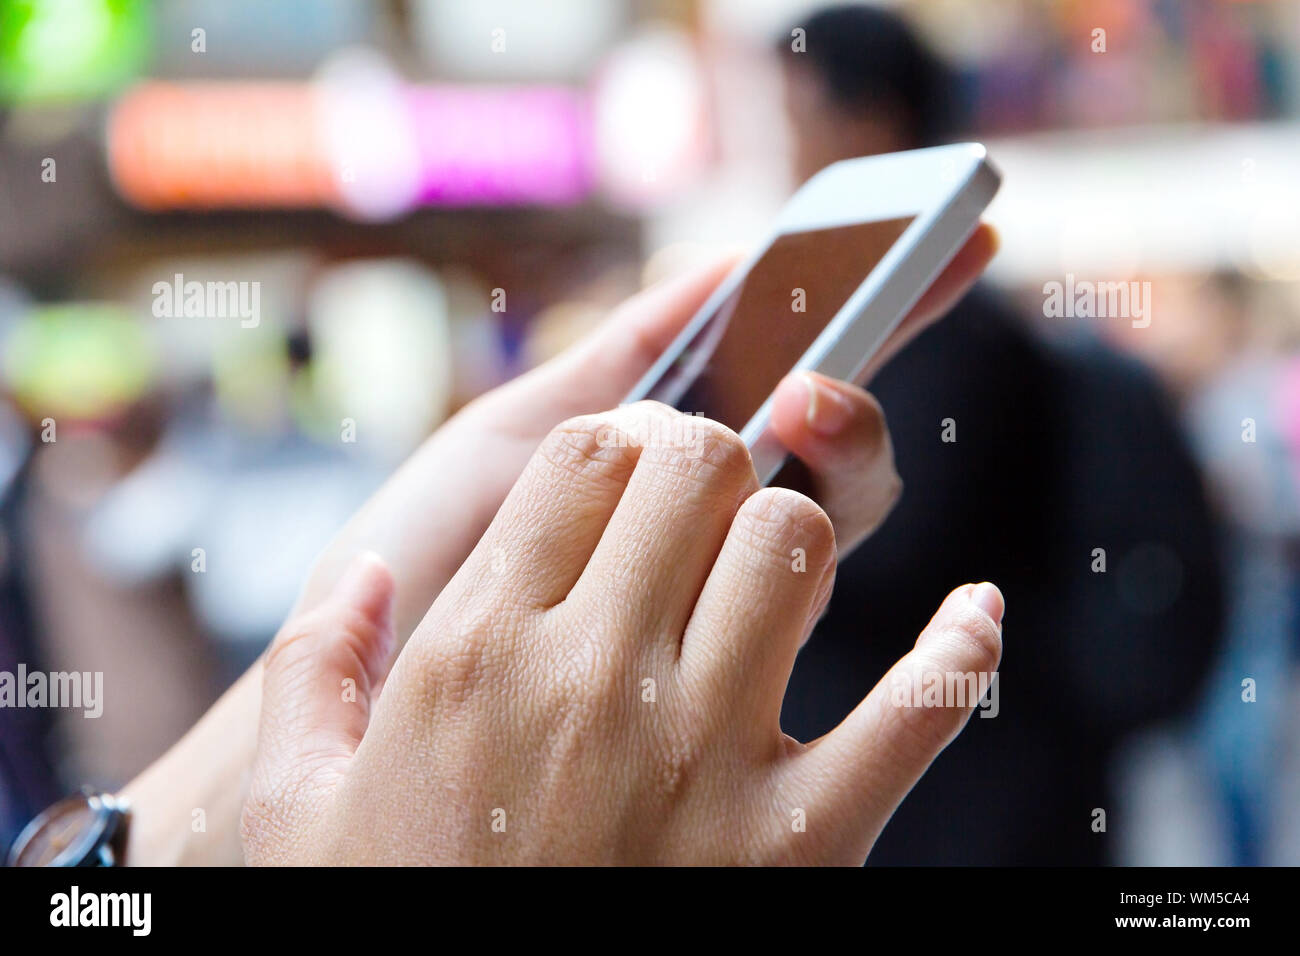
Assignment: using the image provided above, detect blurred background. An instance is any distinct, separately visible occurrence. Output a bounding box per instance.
[1,0,1297,865]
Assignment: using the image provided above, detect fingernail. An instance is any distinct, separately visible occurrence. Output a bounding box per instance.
[968,582,1004,627]
[801,373,855,436]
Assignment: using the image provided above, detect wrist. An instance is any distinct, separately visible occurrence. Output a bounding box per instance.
[119,665,261,866]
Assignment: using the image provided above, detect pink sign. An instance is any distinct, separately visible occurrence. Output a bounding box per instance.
[405,87,595,206]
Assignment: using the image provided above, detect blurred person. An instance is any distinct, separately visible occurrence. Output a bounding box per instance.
[773,5,1223,864]
[1103,272,1252,401]
[1180,272,1300,864]
[1087,269,1299,863]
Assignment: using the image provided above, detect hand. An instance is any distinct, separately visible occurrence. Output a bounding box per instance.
[243,403,1004,865]
[125,223,998,864]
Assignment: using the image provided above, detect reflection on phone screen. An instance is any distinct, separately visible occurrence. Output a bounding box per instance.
[640,216,915,430]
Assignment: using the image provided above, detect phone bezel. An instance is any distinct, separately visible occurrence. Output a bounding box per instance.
[625,142,1002,484]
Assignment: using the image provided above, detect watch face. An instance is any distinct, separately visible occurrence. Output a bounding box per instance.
[10,797,106,867]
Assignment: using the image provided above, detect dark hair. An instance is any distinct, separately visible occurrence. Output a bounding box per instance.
[775,4,960,147]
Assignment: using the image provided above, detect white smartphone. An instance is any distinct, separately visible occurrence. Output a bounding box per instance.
[625,143,1001,485]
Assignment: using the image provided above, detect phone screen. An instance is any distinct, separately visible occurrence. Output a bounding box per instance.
[640,216,914,431]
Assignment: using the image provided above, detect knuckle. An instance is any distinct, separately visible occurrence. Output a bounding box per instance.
[536,413,639,486]
[263,619,321,674]
[540,694,605,780]
[890,683,969,757]
[406,612,498,708]
[690,416,753,474]
[328,606,384,669]
[264,606,379,693]
[428,634,492,707]
[263,623,330,690]
[531,614,638,750]
[734,487,835,563]
[549,628,624,705]
[536,672,621,767]
[651,733,704,803]
[647,415,753,490]
[625,398,676,417]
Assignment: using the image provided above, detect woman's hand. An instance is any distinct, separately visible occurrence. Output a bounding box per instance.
[125,223,998,864]
[243,402,1004,865]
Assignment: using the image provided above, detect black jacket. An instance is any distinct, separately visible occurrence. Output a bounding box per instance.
[781,286,1224,865]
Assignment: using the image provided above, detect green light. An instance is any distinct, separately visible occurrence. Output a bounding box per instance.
[0,0,150,104]
[3,304,156,420]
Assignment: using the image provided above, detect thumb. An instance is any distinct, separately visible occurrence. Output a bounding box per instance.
[794,582,1004,861]
[243,552,395,863]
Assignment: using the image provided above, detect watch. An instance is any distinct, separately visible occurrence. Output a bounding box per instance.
[6,788,131,867]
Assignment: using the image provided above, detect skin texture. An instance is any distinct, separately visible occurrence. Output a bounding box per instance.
[125,224,999,865]
[242,405,1004,865]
